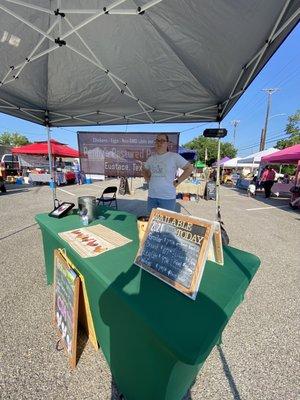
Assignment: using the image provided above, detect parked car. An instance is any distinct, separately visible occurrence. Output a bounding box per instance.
[0,154,20,179]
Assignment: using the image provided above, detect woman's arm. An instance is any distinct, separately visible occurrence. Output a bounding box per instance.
[174,163,193,187]
[142,165,151,182]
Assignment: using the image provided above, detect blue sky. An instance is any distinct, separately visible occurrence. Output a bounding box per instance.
[0,24,299,158]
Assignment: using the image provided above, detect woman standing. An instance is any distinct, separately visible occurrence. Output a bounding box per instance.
[259,165,276,198]
[142,134,193,213]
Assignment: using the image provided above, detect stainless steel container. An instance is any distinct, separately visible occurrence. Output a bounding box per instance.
[78,196,97,222]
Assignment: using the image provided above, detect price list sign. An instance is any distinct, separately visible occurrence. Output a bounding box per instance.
[135,209,214,299]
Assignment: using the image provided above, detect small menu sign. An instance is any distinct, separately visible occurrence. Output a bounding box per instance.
[53,250,79,368]
[135,209,215,299]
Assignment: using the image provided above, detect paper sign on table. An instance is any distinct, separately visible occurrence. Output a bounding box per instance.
[59,224,132,258]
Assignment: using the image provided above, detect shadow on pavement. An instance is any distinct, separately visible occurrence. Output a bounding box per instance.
[0,222,37,241]
[0,187,30,195]
[230,187,300,213]
[217,345,242,400]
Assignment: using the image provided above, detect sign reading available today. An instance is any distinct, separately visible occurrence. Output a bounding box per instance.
[77,132,179,177]
[135,209,223,300]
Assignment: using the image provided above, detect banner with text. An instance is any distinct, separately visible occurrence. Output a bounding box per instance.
[77,132,179,177]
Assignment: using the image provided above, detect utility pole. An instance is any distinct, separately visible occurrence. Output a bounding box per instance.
[231,120,240,147]
[259,88,278,151]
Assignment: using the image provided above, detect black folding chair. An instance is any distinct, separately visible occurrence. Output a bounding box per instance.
[97,186,118,209]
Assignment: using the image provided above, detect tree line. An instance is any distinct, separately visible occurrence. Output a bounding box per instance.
[184,109,299,165]
[0,109,298,163]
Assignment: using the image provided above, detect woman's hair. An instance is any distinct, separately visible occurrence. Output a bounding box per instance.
[157,133,169,142]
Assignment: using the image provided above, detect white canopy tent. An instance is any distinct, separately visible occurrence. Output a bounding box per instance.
[222,157,259,169]
[238,148,280,164]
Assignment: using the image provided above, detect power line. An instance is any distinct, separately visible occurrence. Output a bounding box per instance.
[238,135,286,152]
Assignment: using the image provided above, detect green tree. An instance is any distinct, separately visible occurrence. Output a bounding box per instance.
[184,136,237,165]
[275,109,300,149]
[0,132,30,147]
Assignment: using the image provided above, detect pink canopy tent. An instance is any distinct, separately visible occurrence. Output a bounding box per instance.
[261,144,300,165]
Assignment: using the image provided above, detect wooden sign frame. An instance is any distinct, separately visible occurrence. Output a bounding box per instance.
[207,222,224,266]
[58,250,99,351]
[53,250,80,369]
[135,208,215,299]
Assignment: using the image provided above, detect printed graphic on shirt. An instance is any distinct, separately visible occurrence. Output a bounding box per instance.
[151,160,167,177]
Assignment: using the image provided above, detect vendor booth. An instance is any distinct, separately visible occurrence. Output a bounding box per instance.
[221,158,260,185]
[12,140,79,185]
[0,1,298,398]
[235,148,280,189]
[261,144,300,208]
[35,206,260,400]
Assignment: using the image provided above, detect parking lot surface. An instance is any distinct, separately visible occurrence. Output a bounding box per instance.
[0,180,299,400]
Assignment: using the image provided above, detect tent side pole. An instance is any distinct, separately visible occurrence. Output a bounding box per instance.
[215,127,221,221]
[46,124,56,206]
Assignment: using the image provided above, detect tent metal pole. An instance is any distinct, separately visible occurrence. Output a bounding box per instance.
[0,4,55,42]
[46,121,56,206]
[215,123,221,221]
[243,1,289,90]
[61,0,127,40]
[4,0,52,14]
[272,9,300,41]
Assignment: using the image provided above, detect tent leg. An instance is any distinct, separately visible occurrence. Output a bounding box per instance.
[46,125,56,207]
[215,135,221,221]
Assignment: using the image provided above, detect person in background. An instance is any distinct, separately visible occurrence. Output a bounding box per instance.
[210,169,217,182]
[259,165,276,198]
[142,134,193,213]
[56,157,65,186]
[73,159,82,185]
[247,176,257,197]
[0,177,6,194]
[283,173,290,184]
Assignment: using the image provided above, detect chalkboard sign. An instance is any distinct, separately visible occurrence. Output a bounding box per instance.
[135,209,214,299]
[206,181,216,200]
[53,250,79,368]
[119,177,130,195]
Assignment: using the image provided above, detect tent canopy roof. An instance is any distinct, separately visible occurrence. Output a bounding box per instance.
[261,144,300,164]
[222,157,242,168]
[178,146,197,161]
[212,156,231,167]
[222,157,258,168]
[12,139,79,157]
[238,148,279,164]
[0,0,299,127]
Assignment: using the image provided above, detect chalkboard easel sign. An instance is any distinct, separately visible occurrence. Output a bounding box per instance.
[53,250,80,368]
[206,181,216,200]
[134,209,215,299]
[119,177,130,195]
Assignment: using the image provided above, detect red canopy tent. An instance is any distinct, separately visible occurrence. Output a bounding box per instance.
[12,139,79,158]
[261,144,300,165]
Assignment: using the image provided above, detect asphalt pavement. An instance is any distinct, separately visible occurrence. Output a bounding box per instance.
[0,180,299,400]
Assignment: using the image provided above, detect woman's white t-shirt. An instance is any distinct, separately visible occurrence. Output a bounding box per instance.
[144,152,188,199]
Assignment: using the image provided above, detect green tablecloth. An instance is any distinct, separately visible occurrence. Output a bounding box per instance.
[35,208,260,400]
